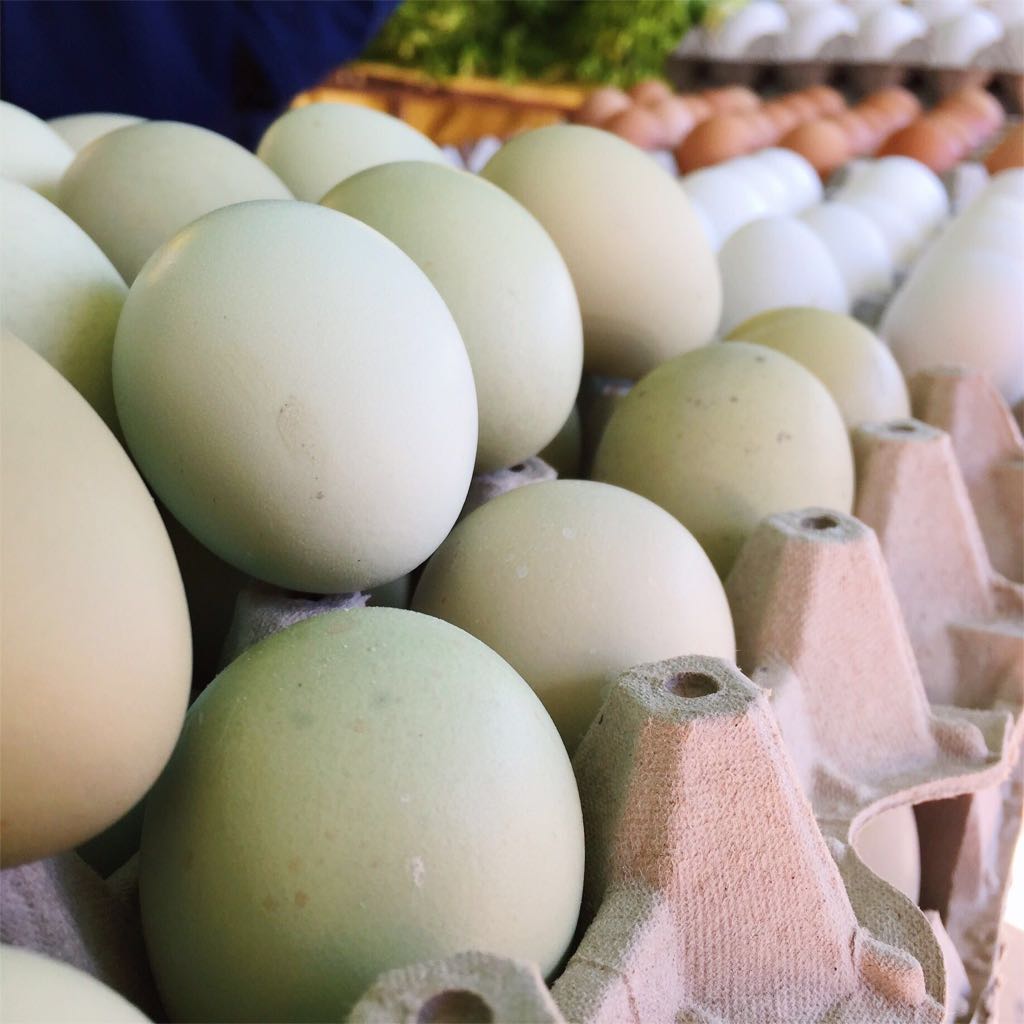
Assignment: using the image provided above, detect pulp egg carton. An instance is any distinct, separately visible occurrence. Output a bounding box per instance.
[2,367,1020,1024]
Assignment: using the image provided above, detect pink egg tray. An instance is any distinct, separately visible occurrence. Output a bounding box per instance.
[1,367,1021,1024]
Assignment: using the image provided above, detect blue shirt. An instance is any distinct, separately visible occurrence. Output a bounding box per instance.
[0,0,400,147]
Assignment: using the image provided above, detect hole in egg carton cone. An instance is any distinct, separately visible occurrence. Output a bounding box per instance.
[459,457,556,521]
[853,411,1024,1018]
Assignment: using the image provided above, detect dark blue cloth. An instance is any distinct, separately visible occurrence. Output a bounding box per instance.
[0,0,400,148]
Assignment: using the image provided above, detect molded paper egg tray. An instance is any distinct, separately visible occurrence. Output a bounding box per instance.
[1,370,1021,1024]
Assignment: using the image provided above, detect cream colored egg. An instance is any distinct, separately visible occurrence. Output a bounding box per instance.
[718,216,848,333]
[48,112,143,151]
[113,201,477,594]
[322,162,582,473]
[413,480,735,751]
[256,102,445,202]
[1,335,191,868]
[482,125,722,380]
[726,307,909,428]
[800,202,895,302]
[0,180,127,425]
[881,249,1024,407]
[140,608,584,1022]
[58,121,292,281]
[592,342,854,576]
[0,101,74,201]
[0,946,149,1023]
[853,806,921,902]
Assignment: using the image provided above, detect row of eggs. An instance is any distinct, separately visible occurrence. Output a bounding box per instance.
[0,92,1016,1021]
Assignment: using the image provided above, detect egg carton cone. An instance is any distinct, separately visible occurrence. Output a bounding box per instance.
[349,499,1022,1024]
[853,417,1024,1022]
[0,852,159,1018]
[578,375,634,475]
[908,367,1024,585]
[461,457,556,519]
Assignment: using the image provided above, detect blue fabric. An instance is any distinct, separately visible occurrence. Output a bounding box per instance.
[0,0,400,147]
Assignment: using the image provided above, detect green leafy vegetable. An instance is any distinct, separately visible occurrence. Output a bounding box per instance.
[367,0,725,86]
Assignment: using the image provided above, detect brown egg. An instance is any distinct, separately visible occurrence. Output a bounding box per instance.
[763,102,800,138]
[864,87,922,122]
[650,96,697,148]
[781,94,820,123]
[702,86,761,115]
[780,119,852,179]
[848,107,890,152]
[604,106,668,150]
[681,96,714,123]
[746,111,779,147]
[944,87,1006,133]
[985,123,1024,174]
[877,117,964,173]
[831,111,875,155]
[629,79,674,107]
[675,114,759,173]
[803,86,846,117]
[573,87,632,127]
[933,105,989,149]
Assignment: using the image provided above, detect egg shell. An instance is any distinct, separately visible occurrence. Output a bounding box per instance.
[322,161,582,473]
[681,165,771,250]
[852,806,921,902]
[725,306,909,428]
[0,946,149,1022]
[257,102,445,202]
[753,147,824,212]
[592,341,854,577]
[881,249,1024,407]
[413,480,735,750]
[58,121,292,282]
[0,180,127,426]
[0,100,74,201]
[629,79,675,106]
[762,102,801,139]
[675,114,759,172]
[779,93,820,123]
[876,117,964,174]
[805,85,847,117]
[682,95,714,123]
[982,167,1024,203]
[835,192,925,268]
[113,200,477,593]
[862,86,922,122]
[139,607,585,1022]
[603,105,668,150]
[837,155,949,234]
[48,112,143,151]
[781,119,852,178]
[985,123,1024,174]
[800,201,895,301]
[1,335,191,867]
[572,87,632,126]
[649,96,697,148]
[835,111,882,155]
[702,85,762,115]
[717,215,848,333]
[727,154,792,212]
[482,125,721,380]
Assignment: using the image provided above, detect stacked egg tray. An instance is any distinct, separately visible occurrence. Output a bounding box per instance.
[1,362,1021,1024]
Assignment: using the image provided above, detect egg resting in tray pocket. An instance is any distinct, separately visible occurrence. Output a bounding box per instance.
[111,200,478,595]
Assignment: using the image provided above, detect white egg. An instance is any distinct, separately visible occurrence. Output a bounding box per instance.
[881,249,1023,407]
[837,156,949,234]
[718,216,848,333]
[835,193,925,269]
[48,112,143,151]
[256,102,446,201]
[980,168,1024,204]
[801,202,895,302]
[754,148,824,212]
[681,166,770,250]
[729,155,792,214]
[940,195,1024,264]
[0,101,74,201]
